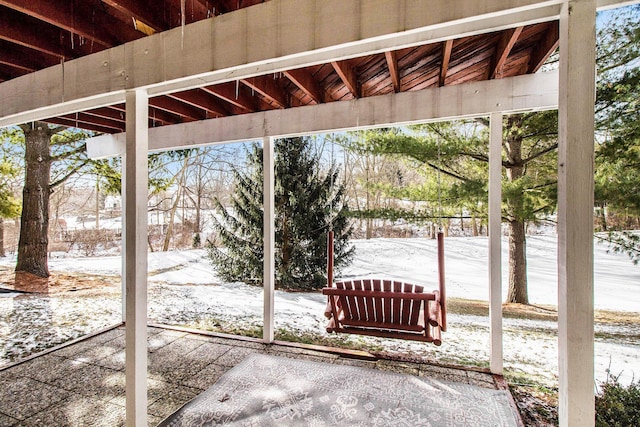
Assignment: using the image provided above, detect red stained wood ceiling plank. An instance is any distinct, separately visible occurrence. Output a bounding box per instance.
[384,51,400,93]
[0,0,142,47]
[284,68,324,104]
[102,0,167,32]
[241,76,288,109]
[0,6,87,59]
[202,82,257,113]
[491,26,524,79]
[528,21,559,73]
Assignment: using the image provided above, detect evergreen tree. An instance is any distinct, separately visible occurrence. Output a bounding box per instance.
[594,5,640,263]
[0,158,21,257]
[361,114,558,305]
[208,136,354,290]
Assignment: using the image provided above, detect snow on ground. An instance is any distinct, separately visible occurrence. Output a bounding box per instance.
[41,234,638,311]
[1,234,639,387]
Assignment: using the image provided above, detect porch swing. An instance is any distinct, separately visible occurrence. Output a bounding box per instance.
[321,134,447,346]
[322,230,447,345]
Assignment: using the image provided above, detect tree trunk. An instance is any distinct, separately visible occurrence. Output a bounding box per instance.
[507,218,528,304]
[505,115,529,304]
[598,203,607,231]
[193,160,203,248]
[162,157,188,251]
[16,122,52,278]
[95,179,100,229]
[472,215,479,236]
[0,218,5,257]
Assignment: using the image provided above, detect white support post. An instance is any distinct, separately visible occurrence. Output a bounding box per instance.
[124,89,149,427]
[489,112,503,375]
[263,137,275,343]
[557,1,596,426]
[122,221,126,323]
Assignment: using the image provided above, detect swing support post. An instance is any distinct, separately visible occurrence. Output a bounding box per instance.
[327,230,334,286]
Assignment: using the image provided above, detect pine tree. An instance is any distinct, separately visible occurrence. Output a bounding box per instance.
[593,5,640,264]
[208,136,354,290]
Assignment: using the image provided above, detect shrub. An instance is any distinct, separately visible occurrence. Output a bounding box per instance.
[595,374,640,427]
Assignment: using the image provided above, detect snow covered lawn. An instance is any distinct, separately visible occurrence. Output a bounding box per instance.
[1,235,638,389]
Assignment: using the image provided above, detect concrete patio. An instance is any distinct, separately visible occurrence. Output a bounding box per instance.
[0,324,521,426]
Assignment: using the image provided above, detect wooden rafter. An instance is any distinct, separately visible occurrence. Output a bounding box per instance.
[491,26,523,78]
[202,82,257,113]
[331,60,358,97]
[284,68,324,104]
[0,0,141,47]
[384,51,400,93]
[0,64,27,80]
[151,95,206,121]
[82,107,125,123]
[0,44,40,72]
[439,39,454,87]
[102,0,167,33]
[60,112,125,131]
[46,116,120,134]
[0,7,77,59]
[168,89,229,117]
[241,76,288,109]
[109,104,179,126]
[528,21,559,73]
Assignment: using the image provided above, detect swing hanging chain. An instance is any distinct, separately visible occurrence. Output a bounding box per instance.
[328,134,335,232]
[437,135,443,233]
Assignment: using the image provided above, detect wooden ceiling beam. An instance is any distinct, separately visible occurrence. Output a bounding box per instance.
[332,60,358,97]
[215,0,264,14]
[46,116,121,134]
[0,0,135,48]
[491,26,524,79]
[147,108,182,126]
[102,0,167,33]
[202,82,257,113]
[0,7,73,59]
[168,89,229,117]
[439,39,454,87]
[528,21,559,73]
[384,51,400,93]
[184,0,213,21]
[0,40,60,73]
[60,112,125,132]
[0,63,25,81]
[241,76,288,109]
[109,103,180,126]
[150,95,207,121]
[284,69,324,104]
[0,48,38,73]
[82,107,126,123]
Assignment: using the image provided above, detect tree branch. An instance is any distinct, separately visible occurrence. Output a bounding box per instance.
[522,143,558,165]
[50,143,87,162]
[49,161,90,189]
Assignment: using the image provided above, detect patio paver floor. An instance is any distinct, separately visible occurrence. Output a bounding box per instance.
[0,325,521,426]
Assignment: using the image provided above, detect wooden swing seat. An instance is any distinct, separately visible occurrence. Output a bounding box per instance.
[323,279,445,345]
[323,232,447,345]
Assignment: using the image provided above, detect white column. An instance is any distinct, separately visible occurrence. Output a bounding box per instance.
[122,221,126,322]
[557,1,596,426]
[124,89,148,427]
[489,112,503,375]
[263,137,275,343]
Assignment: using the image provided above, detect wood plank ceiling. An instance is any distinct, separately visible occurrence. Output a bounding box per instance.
[0,0,559,134]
